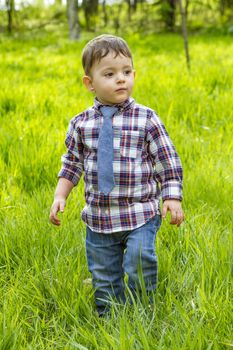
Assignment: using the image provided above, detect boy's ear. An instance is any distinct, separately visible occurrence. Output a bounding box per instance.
[83,75,95,92]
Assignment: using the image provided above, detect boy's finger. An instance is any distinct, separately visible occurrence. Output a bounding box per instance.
[170,210,177,224]
[162,204,168,218]
[49,204,61,225]
[176,211,182,226]
[51,215,61,226]
[52,218,61,226]
[59,201,65,213]
[49,211,60,225]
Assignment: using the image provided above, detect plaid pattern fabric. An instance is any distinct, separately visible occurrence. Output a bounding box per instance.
[58,98,183,233]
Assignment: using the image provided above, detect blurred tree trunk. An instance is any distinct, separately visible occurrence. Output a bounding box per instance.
[102,0,108,27]
[132,0,137,11]
[83,0,98,31]
[6,0,14,33]
[114,2,123,34]
[185,0,189,17]
[219,0,225,14]
[67,0,80,40]
[125,0,138,22]
[83,0,90,30]
[125,0,131,21]
[167,0,176,30]
[162,0,176,31]
[178,0,190,70]
[219,0,233,15]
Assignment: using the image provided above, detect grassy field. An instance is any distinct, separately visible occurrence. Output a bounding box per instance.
[0,29,233,349]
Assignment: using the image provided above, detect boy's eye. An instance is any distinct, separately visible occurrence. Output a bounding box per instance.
[124,70,132,75]
[105,72,114,77]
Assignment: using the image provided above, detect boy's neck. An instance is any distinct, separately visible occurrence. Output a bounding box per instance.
[94,97,135,113]
[95,97,131,106]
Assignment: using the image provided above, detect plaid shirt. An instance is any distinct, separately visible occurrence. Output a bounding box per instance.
[58,98,183,233]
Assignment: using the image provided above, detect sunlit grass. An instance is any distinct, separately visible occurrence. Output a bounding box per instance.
[0,30,232,348]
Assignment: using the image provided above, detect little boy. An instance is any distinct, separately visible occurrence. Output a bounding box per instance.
[50,34,184,316]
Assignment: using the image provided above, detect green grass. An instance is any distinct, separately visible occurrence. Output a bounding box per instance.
[0,30,232,349]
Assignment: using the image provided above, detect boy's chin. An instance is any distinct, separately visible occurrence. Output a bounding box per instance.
[112,97,129,105]
[97,95,130,105]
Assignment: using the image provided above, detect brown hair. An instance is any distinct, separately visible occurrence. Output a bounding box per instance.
[82,34,133,76]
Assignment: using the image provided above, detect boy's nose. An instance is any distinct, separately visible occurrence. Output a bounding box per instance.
[116,73,125,82]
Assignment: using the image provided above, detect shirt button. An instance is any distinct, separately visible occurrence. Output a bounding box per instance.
[104,209,108,215]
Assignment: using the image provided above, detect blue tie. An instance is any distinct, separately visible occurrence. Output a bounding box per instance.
[97,106,118,195]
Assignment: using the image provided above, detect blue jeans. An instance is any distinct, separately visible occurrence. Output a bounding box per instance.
[85,215,161,315]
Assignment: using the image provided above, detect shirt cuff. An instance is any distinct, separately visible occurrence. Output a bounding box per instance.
[161,180,183,201]
[58,167,82,186]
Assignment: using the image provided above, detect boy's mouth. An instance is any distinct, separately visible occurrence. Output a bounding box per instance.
[115,88,127,92]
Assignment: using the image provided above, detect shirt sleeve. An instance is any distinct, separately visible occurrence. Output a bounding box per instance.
[146,111,183,201]
[58,117,84,186]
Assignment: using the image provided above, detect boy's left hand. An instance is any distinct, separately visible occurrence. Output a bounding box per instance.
[162,199,184,227]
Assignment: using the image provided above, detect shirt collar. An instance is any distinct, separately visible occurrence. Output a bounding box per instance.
[93,97,135,114]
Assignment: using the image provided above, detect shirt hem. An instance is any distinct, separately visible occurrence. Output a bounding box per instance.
[83,209,161,234]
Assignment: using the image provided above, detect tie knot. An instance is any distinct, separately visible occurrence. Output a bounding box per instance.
[100,106,118,118]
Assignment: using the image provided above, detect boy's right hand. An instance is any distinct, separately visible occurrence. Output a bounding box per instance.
[49,198,66,226]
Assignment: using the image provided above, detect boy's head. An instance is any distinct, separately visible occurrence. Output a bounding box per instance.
[82,34,135,106]
[82,34,133,76]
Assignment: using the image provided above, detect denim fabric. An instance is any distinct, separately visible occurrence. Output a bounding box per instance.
[85,215,161,315]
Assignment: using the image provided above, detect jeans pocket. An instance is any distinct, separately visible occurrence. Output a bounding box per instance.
[148,216,161,256]
[151,215,162,232]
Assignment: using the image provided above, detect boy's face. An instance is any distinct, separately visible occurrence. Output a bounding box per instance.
[83,51,135,105]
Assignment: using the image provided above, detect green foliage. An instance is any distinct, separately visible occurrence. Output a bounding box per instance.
[1,0,233,35]
[0,30,232,348]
